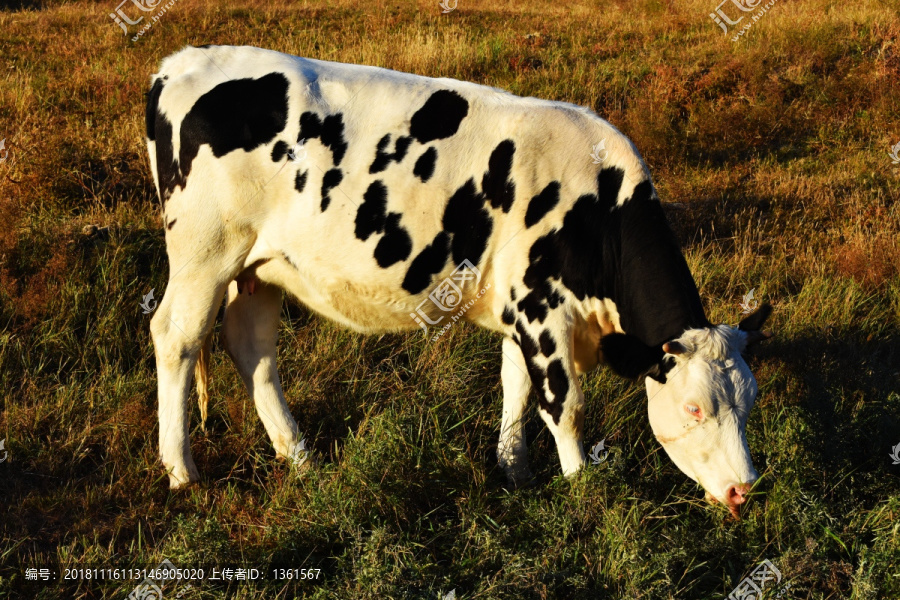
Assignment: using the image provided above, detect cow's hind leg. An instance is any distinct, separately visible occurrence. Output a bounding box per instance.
[498,336,534,486]
[151,268,230,488]
[512,311,587,477]
[221,279,307,465]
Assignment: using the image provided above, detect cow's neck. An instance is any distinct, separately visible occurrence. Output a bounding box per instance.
[606,181,709,348]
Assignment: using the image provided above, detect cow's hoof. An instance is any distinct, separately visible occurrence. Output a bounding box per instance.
[283,440,317,471]
[504,468,536,489]
[167,464,200,489]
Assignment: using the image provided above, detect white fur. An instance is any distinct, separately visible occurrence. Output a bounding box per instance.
[646,326,759,505]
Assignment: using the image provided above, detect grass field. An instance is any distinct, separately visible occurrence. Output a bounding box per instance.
[1,0,899,598]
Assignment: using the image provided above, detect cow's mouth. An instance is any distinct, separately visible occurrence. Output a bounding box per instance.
[704,490,744,520]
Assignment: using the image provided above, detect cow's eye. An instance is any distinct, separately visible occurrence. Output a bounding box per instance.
[685,404,702,418]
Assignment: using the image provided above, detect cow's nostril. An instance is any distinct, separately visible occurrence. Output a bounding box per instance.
[726,483,751,505]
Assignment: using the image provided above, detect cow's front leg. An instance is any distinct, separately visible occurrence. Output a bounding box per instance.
[498,336,534,486]
[512,313,587,477]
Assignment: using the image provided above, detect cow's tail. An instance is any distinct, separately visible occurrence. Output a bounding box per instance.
[195,330,212,431]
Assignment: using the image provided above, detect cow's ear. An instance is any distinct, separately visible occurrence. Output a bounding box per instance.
[662,340,688,355]
[600,333,666,380]
[738,303,774,347]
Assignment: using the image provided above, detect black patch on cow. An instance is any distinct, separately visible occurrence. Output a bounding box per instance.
[517,292,548,323]
[181,72,289,160]
[145,78,165,142]
[442,179,493,266]
[514,320,565,422]
[271,140,289,162]
[166,218,176,230]
[370,134,413,173]
[525,181,561,227]
[320,169,343,211]
[501,307,515,325]
[599,332,674,383]
[320,115,347,164]
[510,287,517,301]
[482,140,516,212]
[516,279,564,324]
[295,170,308,193]
[546,359,568,418]
[409,90,469,143]
[158,72,289,202]
[355,181,388,240]
[595,164,624,209]
[350,181,413,267]
[539,331,556,357]
[645,355,677,384]
[374,213,413,268]
[402,232,451,294]
[146,78,177,204]
[369,135,392,173]
[299,112,322,139]
[153,114,177,202]
[299,111,348,166]
[515,322,541,378]
[413,147,437,182]
[522,168,709,351]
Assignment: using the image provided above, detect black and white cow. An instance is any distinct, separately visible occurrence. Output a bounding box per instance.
[146,45,772,517]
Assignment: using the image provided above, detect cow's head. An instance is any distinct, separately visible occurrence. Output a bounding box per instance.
[644,305,772,518]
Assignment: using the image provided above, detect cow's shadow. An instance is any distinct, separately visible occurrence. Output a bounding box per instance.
[748,324,900,480]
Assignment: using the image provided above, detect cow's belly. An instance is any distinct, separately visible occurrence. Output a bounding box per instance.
[250,254,499,334]
[250,257,415,333]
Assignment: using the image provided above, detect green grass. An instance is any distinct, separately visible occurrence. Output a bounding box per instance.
[1,0,899,598]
